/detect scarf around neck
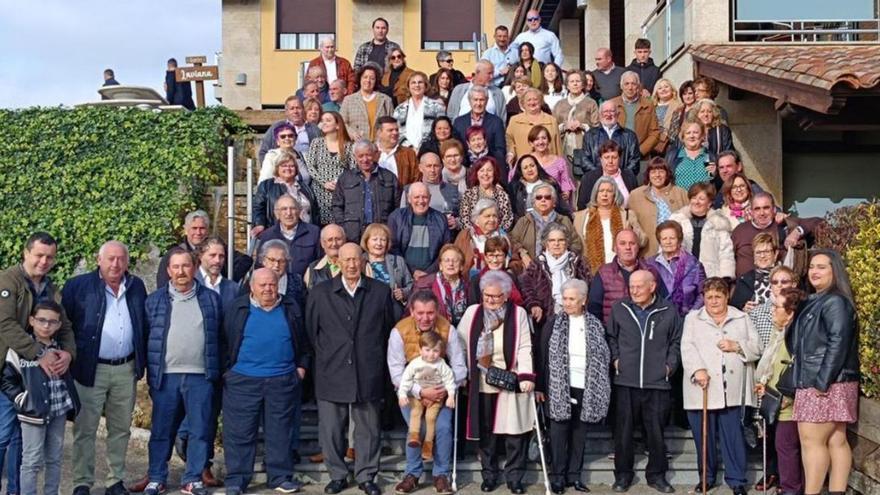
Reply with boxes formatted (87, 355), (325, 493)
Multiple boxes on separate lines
(543, 250), (571, 312)
(586, 207), (623, 273)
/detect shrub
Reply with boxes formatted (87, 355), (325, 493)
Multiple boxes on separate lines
(0, 106), (248, 281)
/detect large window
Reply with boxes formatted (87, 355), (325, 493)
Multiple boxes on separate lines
(421, 0), (481, 50)
(277, 0), (335, 50)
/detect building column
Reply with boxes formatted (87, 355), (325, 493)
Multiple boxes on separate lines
(220, 0), (262, 109)
(623, 0), (656, 59)
(583, 0), (610, 69)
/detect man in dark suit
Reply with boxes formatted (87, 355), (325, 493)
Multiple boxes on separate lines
(255, 195), (322, 278)
(452, 85), (508, 182)
(306, 243), (395, 495)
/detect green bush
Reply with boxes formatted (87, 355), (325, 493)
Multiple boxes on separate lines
(0, 106), (248, 281)
(816, 201), (880, 396)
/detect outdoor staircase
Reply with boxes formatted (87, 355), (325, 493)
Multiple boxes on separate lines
(248, 403), (766, 488)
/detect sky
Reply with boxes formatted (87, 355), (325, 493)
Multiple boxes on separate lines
(0, 0), (221, 109)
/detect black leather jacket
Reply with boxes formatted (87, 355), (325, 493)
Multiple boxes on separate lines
(786, 292), (860, 393)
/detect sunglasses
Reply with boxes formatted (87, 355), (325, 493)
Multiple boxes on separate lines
(535, 195), (553, 201)
(278, 134), (295, 139)
(770, 279), (792, 286)
(390, 54), (404, 60)
(527, 16), (540, 21)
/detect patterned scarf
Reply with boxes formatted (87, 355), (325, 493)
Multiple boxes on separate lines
(369, 260), (391, 285)
(586, 207), (623, 274)
(547, 314), (611, 422)
(529, 210), (557, 256)
(729, 200), (751, 223)
(753, 267), (773, 305)
(650, 187), (672, 224)
(477, 306), (506, 371)
(435, 273), (466, 325)
(468, 147), (489, 164)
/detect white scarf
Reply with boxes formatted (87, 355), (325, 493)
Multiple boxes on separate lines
(545, 250), (571, 312)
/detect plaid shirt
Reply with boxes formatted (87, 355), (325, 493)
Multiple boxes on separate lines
(353, 40), (401, 71)
(748, 299), (775, 348)
(47, 375), (74, 419)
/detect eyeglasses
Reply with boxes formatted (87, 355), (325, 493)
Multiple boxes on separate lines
(33, 317), (61, 329)
(485, 252), (505, 259)
(770, 278), (792, 286)
(527, 16), (541, 21)
(534, 195), (553, 201)
(278, 134), (295, 140)
(482, 292), (506, 300)
(755, 249), (776, 256)
(263, 256), (286, 266)
(732, 184), (749, 191)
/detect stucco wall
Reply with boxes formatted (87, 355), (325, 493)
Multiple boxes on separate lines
(583, 0), (609, 69)
(221, 0), (262, 109)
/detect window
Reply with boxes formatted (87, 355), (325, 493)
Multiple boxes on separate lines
(277, 0), (335, 50)
(421, 0), (480, 50)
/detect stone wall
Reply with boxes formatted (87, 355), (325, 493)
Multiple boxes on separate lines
(850, 397), (880, 495)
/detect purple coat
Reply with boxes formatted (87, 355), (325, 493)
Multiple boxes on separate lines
(647, 251), (706, 316)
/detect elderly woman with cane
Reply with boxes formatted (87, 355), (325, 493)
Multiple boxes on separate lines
(457, 271), (536, 494)
(681, 277), (763, 495)
(536, 279), (610, 494)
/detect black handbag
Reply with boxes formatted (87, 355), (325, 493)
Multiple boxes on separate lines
(776, 359), (796, 397)
(485, 366), (519, 392)
(759, 386), (783, 425)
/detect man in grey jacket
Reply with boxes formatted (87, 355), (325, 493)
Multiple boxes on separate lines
(606, 270), (682, 494)
(446, 60), (507, 122)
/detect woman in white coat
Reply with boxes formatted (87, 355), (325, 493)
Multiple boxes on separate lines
(669, 182), (735, 279)
(681, 277), (763, 495)
(458, 270), (535, 494)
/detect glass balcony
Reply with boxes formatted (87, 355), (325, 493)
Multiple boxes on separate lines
(641, 0), (685, 68)
(732, 0), (880, 42)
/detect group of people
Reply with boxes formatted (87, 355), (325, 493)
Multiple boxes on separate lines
(0, 13), (861, 495)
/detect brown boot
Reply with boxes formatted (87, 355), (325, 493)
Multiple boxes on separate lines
(421, 440), (434, 461)
(345, 447), (356, 460)
(407, 432), (421, 448)
(309, 452), (325, 463)
(433, 475), (453, 495)
(394, 474), (419, 495)
(201, 467), (223, 487)
(127, 475), (149, 493)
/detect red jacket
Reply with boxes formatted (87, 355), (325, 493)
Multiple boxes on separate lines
(308, 56), (356, 95)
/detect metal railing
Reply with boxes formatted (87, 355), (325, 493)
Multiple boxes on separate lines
(732, 0), (880, 42)
(641, 0), (685, 68)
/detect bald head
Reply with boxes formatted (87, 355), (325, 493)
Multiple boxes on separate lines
(251, 267), (280, 308)
(596, 48), (613, 71)
(600, 99), (619, 126)
(418, 152), (442, 183)
(407, 181), (431, 215)
(320, 224), (345, 260)
(629, 269), (657, 306)
(338, 242), (364, 284)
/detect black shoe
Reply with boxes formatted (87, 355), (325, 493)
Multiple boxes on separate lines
(358, 481), (381, 495)
(731, 486), (747, 495)
(551, 482), (566, 494)
(106, 482), (130, 495)
(174, 436), (187, 462)
(73, 485), (91, 495)
(507, 481), (526, 494)
(324, 479), (347, 494)
(480, 479), (498, 492)
(569, 481), (590, 492)
(693, 482), (717, 494)
(612, 480), (631, 493)
(648, 479), (675, 493)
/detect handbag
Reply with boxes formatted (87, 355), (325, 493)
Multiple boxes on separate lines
(485, 366), (519, 392)
(759, 385), (783, 425)
(776, 358), (796, 398)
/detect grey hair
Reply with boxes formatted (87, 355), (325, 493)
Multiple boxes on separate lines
(436, 50), (452, 62)
(620, 70), (641, 88)
(353, 139), (378, 154)
(274, 194), (302, 211)
(329, 79), (346, 89)
(260, 239), (290, 261)
(526, 181), (557, 209)
(479, 270), (513, 296)
(470, 198), (498, 224)
(98, 240), (129, 259)
(468, 85), (489, 101)
(318, 35), (335, 47)
(184, 210), (210, 228)
(590, 177), (624, 207)
(561, 279), (588, 300)
(539, 221), (571, 248)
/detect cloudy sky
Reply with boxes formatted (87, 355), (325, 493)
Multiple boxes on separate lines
(0, 1), (221, 109)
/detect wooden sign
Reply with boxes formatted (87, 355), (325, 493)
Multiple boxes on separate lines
(185, 55), (208, 64)
(176, 66), (219, 82)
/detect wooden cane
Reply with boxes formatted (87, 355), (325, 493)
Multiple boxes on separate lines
(701, 386), (708, 495)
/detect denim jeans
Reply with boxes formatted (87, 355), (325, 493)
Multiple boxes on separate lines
(176, 381), (221, 467)
(147, 374), (214, 485)
(19, 416), (65, 495)
(399, 403), (453, 478)
(0, 393), (22, 495)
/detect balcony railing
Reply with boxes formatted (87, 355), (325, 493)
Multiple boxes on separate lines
(641, 0), (685, 68)
(732, 0), (880, 42)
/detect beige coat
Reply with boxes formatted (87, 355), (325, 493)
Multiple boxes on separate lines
(627, 184), (689, 257)
(509, 214), (582, 262)
(458, 304), (535, 435)
(669, 207), (735, 278)
(572, 207), (646, 263)
(681, 307), (763, 411)
(339, 92), (394, 141)
(505, 112), (562, 161)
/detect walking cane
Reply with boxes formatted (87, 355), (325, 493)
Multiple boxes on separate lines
(531, 397), (552, 495)
(452, 388), (459, 492)
(701, 386), (708, 495)
(762, 417), (767, 495)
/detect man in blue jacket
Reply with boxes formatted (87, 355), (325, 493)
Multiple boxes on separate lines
(62, 241), (147, 495)
(143, 248), (222, 495)
(388, 181), (451, 278)
(255, 195), (322, 278)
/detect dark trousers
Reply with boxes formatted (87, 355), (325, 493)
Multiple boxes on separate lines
(775, 420), (804, 494)
(317, 399), (381, 484)
(177, 382), (221, 467)
(686, 406), (748, 488)
(147, 373), (214, 485)
(548, 388), (588, 485)
(614, 386), (670, 484)
(763, 421), (778, 478)
(477, 393), (529, 484)
(222, 371), (299, 490)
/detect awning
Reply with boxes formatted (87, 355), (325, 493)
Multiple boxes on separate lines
(690, 44), (880, 114)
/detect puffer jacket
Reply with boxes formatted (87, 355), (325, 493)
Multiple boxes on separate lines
(1, 346), (81, 425)
(787, 292), (860, 393)
(145, 285), (223, 389)
(668, 207), (735, 279)
(332, 165), (401, 242)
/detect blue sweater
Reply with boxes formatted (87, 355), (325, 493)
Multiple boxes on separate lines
(232, 304), (295, 377)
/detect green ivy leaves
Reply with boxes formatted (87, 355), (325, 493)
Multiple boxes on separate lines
(0, 106), (248, 282)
